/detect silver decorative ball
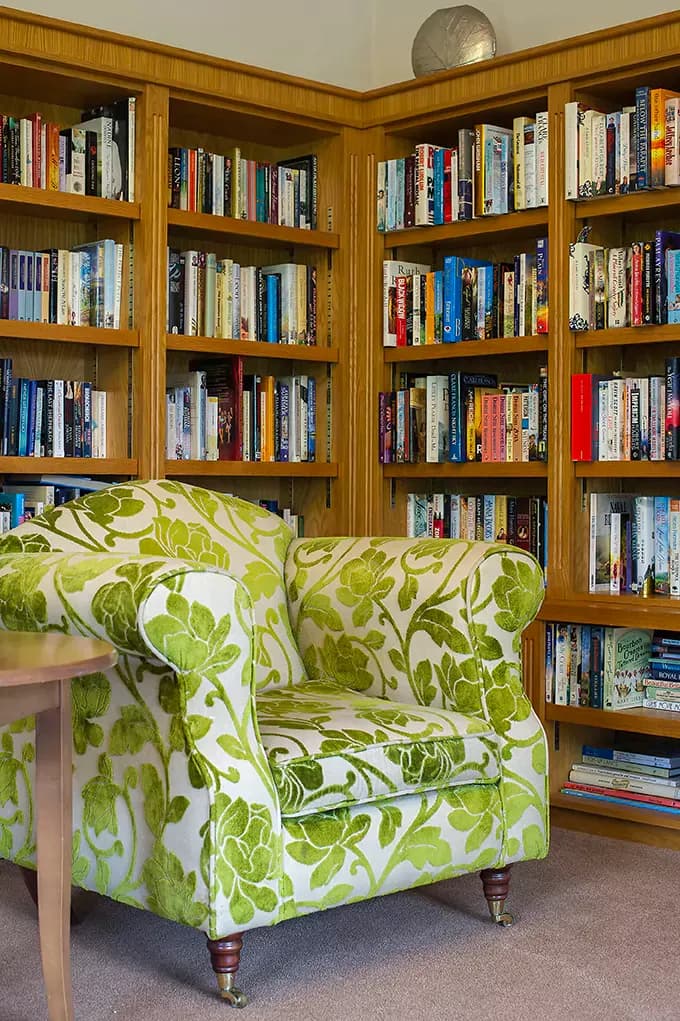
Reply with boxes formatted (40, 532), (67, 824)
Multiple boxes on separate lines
(411, 6), (497, 77)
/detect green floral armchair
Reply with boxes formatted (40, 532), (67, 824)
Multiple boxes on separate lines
(0, 480), (548, 1005)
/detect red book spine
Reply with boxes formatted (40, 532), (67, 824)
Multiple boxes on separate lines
(563, 781), (680, 808)
(395, 275), (408, 346)
(571, 373), (594, 461)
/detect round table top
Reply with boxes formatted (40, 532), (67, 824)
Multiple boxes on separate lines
(0, 632), (117, 686)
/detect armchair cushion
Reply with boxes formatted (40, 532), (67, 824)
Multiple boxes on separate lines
(257, 681), (499, 817)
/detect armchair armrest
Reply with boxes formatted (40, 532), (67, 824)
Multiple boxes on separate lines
(0, 551), (281, 934)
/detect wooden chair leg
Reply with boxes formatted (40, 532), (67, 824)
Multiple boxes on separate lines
(480, 865), (514, 926)
(19, 865), (84, 927)
(206, 933), (247, 1007)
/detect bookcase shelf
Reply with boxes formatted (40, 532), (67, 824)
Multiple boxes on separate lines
(382, 209), (549, 250)
(0, 322), (139, 347)
(167, 208), (339, 250)
(574, 462), (680, 478)
(546, 702), (680, 740)
(166, 334), (339, 362)
(540, 594), (680, 631)
(574, 325), (680, 348)
(0, 183), (141, 222)
(550, 791), (680, 831)
(574, 187), (680, 221)
(383, 462), (548, 479)
(384, 336), (548, 362)
(0, 457), (137, 475)
(164, 461), (338, 478)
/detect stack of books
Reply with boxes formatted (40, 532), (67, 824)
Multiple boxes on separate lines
(379, 368), (548, 465)
(565, 89), (680, 199)
(377, 113), (549, 230)
(167, 250), (316, 344)
(0, 98), (135, 200)
(568, 233), (680, 330)
(545, 624), (651, 708)
(383, 241), (548, 346)
(561, 737), (680, 816)
(588, 492), (680, 596)
(644, 631), (680, 711)
(168, 147), (317, 229)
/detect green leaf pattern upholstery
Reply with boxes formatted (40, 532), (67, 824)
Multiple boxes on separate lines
(0, 481), (547, 944)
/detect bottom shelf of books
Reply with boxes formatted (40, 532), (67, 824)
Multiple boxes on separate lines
(541, 618), (680, 833)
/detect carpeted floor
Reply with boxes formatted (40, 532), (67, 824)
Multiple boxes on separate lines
(1, 826), (677, 1021)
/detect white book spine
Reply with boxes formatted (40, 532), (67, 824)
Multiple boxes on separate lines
(565, 102), (580, 199)
(127, 97), (136, 203)
(535, 111), (549, 206)
(426, 375), (439, 462)
(166, 395), (176, 460)
(607, 247), (629, 328)
(609, 512), (621, 594)
(113, 243), (123, 330)
(591, 112), (607, 195)
(53, 379), (65, 458)
(670, 500), (680, 595)
(666, 98), (680, 186)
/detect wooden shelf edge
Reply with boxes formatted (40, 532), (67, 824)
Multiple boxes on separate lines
(574, 461), (680, 477)
(551, 791), (680, 831)
(545, 701), (680, 738)
(164, 460), (338, 478)
(539, 593), (680, 629)
(574, 187), (680, 220)
(167, 208), (339, 249)
(575, 324), (680, 348)
(166, 334), (339, 362)
(0, 458), (137, 475)
(384, 336), (549, 361)
(0, 183), (140, 221)
(0, 322), (139, 347)
(384, 461), (548, 478)
(382, 208), (549, 248)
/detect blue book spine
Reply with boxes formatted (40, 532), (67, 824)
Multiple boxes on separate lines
(395, 158), (405, 229)
(17, 377), (29, 457)
(279, 382), (289, 461)
(561, 788), (680, 815)
(307, 375), (316, 461)
(654, 231), (680, 323)
(636, 86), (650, 189)
(1, 491), (24, 527)
(83, 381), (92, 458)
(26, 378), (37, 458)
(433, 270), (444, 342)
(536, 237), (549, 333)
(256, 165), (266, 222)
(442, 256), (460, 342)
(266, 274), (279, 343)
(433, 147), (444, 225)
(580, 624), (591, 706)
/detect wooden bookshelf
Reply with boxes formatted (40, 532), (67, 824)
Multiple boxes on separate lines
(166, 335), (339, 362)
(384, 336), (549, 362)
(167, 208), (339, 250)
(4, 5), (680, 845)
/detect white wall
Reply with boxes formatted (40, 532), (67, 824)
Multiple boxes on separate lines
(368, 1), (680, 88)
(6, 0), (373, 90)
(7, 0), (680, 89)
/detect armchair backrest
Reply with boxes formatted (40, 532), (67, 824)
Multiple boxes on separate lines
(0, 479), (306, 690)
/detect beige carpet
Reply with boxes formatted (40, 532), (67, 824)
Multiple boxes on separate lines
(1, 826), (677, 1021)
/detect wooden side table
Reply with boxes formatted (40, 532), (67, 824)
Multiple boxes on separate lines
(0, 632), (117, 1021)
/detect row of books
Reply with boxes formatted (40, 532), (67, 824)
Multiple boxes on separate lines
(545, 623), (652, 709)
(565, 89), (680, 200)
(255, 499), (304, 538)
(0, 98), (135, 201)
(376, 115), (548, 230)
(166, 360), (316, 463)
(166, 251), (317, 344)
(589, 492), (680, 596)
(568, 231), (680, 330)
(379, 369), (548, 465)
(383, 242), (548, 347)
(0, 241), (125, 329)
(0, 360), (107, 458)
(167, 147), (317, 229)
(571, 362), (680, 463)
(0, 477), (107, 529)
(561, 737), (680, 816)
(407, 492), (547, 572)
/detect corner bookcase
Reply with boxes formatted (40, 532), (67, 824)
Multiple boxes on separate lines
(5, 5), (680, 847)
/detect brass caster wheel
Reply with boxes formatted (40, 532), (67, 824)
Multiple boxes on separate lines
(220, 988), (248, 1008)
(494, 910), (514, 927)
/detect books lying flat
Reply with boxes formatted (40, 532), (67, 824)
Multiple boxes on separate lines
(569, 762), (680, 797)
(560, 787), (680, 815)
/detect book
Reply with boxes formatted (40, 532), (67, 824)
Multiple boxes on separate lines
(602, 627), (652, 710)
